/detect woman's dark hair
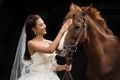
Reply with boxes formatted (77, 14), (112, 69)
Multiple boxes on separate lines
(24, 14), (40, 60)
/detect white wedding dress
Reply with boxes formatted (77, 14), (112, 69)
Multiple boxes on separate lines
(18, 52), (60, 80)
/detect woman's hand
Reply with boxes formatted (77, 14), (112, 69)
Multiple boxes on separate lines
(64, 64), (72, 71)
(60, 19), (72, 33)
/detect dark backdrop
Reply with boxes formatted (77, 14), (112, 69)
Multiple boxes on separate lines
(0, 0), (120, 80)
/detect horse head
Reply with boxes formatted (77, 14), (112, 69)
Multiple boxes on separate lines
(57, 3), (120, 80)
(56, 3), (91, 57)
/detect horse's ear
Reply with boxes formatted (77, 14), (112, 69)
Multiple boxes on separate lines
(88, 4), (93, 11)
(70, 3), (81, 11)
(85, 4), (93, 13)
(82, 4), (93, 16)
(70, 3), (75, 10)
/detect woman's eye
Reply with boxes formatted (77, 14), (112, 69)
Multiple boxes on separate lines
(40, 23), (44, 26)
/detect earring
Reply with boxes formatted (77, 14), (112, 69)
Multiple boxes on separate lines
(34, 31), (36, 34)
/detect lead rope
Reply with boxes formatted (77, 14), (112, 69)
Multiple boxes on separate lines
(62, 51), (74, 80)
(61, 28), (85, 80)
(62, 17), (88, 80)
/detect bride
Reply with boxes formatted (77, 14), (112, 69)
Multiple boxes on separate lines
(10, 14), (72, 80)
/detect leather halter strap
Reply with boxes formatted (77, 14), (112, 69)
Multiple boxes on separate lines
(74, 17), (87, 46)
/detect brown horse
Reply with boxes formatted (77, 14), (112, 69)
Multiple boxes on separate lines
(57, 3), (120, 80)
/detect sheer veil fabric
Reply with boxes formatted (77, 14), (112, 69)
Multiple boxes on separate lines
(10, 25), (31, 80)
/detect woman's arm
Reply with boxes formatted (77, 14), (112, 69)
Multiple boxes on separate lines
(45, 19), (72, 53)
(56, 64), (72, 71)
(28, 19), (72, 54)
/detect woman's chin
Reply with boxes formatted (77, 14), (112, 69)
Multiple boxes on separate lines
(43, 32), (47, 35)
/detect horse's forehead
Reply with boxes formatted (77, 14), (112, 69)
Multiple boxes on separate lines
(72, 10), (86, 20)
(73, 10), (82, 15)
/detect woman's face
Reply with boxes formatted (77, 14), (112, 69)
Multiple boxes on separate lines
(34, 18), (47, 36)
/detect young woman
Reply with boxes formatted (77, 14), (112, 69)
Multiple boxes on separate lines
(10, 14), (72, 80)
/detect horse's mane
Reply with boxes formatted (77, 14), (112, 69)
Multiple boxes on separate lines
(81, 6), (113, 35)
(64, 5), (113, 35)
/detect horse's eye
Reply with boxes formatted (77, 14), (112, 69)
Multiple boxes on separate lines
(75, 26), (80, 29)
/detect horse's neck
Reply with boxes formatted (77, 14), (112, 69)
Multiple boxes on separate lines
(86, 16), (106, 66)
(87, 16), (115, 41)
(85, 16), (118, 74)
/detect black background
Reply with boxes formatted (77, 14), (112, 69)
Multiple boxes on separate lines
(0, 0), (120, 80)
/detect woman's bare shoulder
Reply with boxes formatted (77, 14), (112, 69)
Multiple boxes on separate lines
(27, 40), (35, 48)
(44, 39), (53, 44)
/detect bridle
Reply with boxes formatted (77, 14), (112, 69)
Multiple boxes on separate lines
(56, 9), (89, 80)
(65, 15), (88, 54)
(59, 14), (88, 80)
(56, 13), (88, 57)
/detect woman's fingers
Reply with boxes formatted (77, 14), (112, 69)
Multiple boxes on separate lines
(64, 64), (72, 71)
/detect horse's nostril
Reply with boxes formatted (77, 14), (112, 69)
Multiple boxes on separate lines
(63, 46), (65, 49)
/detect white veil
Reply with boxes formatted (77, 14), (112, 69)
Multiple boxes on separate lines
(10, 25), (31, 80)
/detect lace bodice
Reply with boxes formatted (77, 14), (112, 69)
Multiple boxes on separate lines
(31, 52), (56, 64)
(29, 52), (57, 73)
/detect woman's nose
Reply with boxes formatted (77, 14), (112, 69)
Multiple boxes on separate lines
(43, 24), (46, 28)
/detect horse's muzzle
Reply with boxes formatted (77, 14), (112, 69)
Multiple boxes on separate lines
(55, 49), (67, 57)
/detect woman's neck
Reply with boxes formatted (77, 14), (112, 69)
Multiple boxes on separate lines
(34, 35), (44, 41)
